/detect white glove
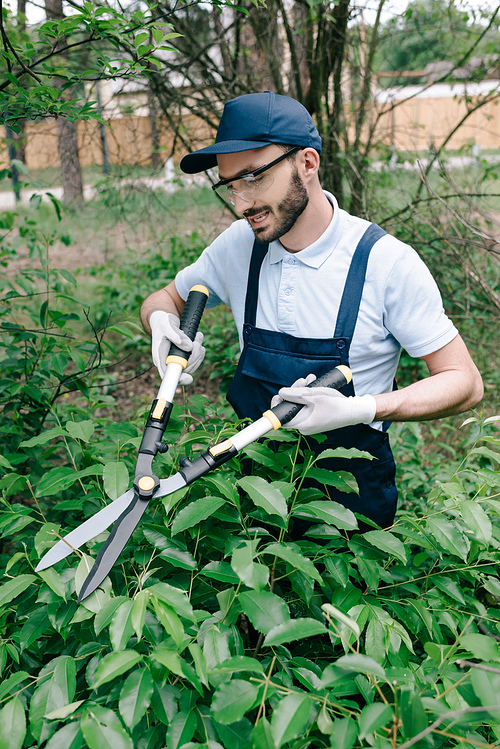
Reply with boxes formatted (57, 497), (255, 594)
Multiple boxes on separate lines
(273, 375), (377, 436)
(149, 310), (205, 384)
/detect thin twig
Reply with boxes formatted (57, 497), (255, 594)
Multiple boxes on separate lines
(397, 705), (500, 749)
(456, 659), (500, 674)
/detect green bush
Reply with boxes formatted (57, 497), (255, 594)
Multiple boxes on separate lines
(2, 172), (500, 749)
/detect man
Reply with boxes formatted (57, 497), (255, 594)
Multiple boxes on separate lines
(140, 91), (483, 530)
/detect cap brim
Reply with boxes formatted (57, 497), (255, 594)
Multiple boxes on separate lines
(180, 140), (274, 174)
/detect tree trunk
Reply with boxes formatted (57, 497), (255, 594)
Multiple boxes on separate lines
(44, 0), (84, 206)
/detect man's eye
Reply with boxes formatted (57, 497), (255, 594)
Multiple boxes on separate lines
(242, 176), (261, 186)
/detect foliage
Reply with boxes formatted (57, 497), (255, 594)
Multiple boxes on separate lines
(1, 349), (500, 747)
(1, 177), (500, 748)
(376, 0), (499, 79)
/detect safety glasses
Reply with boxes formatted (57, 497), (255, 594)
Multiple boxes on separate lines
(212, 146), (301, 204)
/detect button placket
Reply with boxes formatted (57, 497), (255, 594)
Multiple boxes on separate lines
(277, 257), (297, 332)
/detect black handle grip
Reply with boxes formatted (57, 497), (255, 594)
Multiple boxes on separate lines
(269, 365), (352, 427)
(169, 285), (209, 360)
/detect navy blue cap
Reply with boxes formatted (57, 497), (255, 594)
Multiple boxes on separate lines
(180, 91), (322, 174)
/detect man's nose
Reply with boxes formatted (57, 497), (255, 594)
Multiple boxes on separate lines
(233, 192), (253, 214)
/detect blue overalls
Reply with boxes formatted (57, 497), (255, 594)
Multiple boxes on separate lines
(226, 223), (398, 530)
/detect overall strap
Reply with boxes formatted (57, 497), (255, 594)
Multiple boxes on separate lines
(244, 240), (269, 326)
(334, 223), (386, 339)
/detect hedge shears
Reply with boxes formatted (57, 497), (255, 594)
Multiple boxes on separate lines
(36, 287), (352, 601)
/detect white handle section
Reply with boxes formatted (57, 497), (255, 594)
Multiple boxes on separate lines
(157, 362), (183, 403)
(230, 416), (273, 452)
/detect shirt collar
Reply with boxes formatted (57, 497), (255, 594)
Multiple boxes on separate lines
(268, 191), (344, 268)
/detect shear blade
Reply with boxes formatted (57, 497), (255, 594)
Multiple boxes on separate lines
(77, 472), (187, 602)
(35, 488), (136, 571)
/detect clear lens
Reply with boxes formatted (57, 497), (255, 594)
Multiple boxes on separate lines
(214, 173), (275, 204)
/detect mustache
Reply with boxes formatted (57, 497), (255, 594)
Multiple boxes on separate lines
(243, 206), (272, 219)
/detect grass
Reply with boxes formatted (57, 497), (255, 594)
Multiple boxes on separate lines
(6, 182), (232, 273)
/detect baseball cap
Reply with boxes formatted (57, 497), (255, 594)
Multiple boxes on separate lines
(180, 91), (322, 174)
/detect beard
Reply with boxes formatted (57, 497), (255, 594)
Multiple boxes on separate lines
(244, 167), (309, 243)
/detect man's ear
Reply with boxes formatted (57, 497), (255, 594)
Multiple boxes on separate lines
(298, 147), (320, 183)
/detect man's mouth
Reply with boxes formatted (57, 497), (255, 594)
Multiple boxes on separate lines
(245, 209), (270, 226)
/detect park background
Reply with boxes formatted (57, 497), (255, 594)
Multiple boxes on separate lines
(1, 1), (500, 748)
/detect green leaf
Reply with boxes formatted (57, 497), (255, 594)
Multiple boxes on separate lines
(460, 633), (500, 662)
(293, 501), (358, 530)
(103, 462), (129, 501)
(363, 530), (407, 563)
(110, 599), (135, 651)
(20, 427), (67, 448)
(45, 723), (82, 749)
(52, 656), (76, 706)
(251, 716), (275, 749)
(81, 705), (133, 749)
(210, 656), (265, 675)
(460, 500), (492, 545)
(94, 596), (129, 636)
(335, 654), (386, 679)
(152, 647), (184, 677)
(200, 561), (240, 584)
(264, 542), (322, 582)
(29, 658), (75, 742)
(0, 698), (26, 749)
(211, 680), (259, 724)
(131, 590), (149, 641)
(321, 603), (361, 639)
(152, 598), (184, 648)
(331, 717), (358, 748)
(36, 465), (103, 498)
(317, 447), (374, 461)
(37, 567), (67, 600)
(0, 455), (13, 471)
(187, 642), (209, 687)
(358, 702), (392, 739)
(45, 700), (85, 720)
(0, 575), (35, 608)
(231, 541), (269, 590)
(75, 554), (112, 613)
(203, 626), (230, 671)
(215, 718), (253, 749)
(65, 419), (95, 442)
(426, 516), (470, 561)
(364, 618), (387, 662)
(171, 495), (225, 535)
(159, 543), (197, 570)
(19, 606), (50, 651)
(92, 651), (143, 690)
(271, 693), (310, 747)
(264, 617), (327, 647)
(146, 582), (195, 621)
(0, 673), (30, 702)
(304, 467), (359, 494)
(237, 476), (288, 519)
(239, 590), (290, 634)
(470, 668), (500, 722)
(400, 690), (428, 739)
(119, 668), (154, 730)
(166, 709), (197, 749)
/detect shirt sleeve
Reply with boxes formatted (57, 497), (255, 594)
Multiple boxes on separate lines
(383, 244), (458, 357)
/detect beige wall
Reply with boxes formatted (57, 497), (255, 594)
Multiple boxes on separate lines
(1, 114), (212, 171)
(374, 89), (500, 152)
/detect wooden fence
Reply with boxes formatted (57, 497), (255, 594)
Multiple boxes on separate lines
(2, 83), (499, 172)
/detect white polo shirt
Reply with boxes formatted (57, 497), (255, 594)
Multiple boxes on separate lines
(175, 192), (458, 398)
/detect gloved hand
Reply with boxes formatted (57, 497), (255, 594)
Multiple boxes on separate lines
(149, 310), (205, 384)
(272, 375), (377, 436)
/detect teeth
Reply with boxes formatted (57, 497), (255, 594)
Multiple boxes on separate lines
(252, 212), (268, 223)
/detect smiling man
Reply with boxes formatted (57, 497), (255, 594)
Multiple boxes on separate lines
(140, 91), (483, 531)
